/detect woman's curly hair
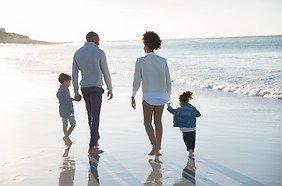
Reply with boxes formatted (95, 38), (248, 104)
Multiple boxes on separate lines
(142, 31), (162, 50)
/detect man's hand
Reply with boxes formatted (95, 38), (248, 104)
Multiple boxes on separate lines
(131, 97), (136, 109)
(107, 92), (113, 100)
(74, 95), (82, 101)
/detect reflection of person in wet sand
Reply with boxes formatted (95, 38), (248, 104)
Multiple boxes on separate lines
(88, 154), (100, 186)
(59, 149), (76, 186)
(144, 158), (163, 186)
(182, 158), (196, 184)
(174, 158), (196, 186)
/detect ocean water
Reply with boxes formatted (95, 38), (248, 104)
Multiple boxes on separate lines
(1, 35), (281, 99)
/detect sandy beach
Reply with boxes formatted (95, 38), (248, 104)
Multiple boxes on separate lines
(1, 49), (282, 186)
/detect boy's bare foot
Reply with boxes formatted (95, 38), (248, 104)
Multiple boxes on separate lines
(88, 146), (104, 154)
(62, 136), (68, 146)
(63, 136), (72, 146)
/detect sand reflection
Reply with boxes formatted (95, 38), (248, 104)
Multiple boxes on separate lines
(59, 149), (76, 186)
(144, 157), (163, 186)
(88, 154), (100, 186)
(174, 158), (196, 186)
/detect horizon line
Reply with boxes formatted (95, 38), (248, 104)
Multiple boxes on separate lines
(55, 34), (282, 43)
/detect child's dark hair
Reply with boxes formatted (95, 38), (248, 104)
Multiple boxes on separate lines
(142, 31), (162, 50)
(58, 73), (71, 84)
(179, 90), (194, 104)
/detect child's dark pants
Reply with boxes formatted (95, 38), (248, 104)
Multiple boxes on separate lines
(182, 131), (196, 151)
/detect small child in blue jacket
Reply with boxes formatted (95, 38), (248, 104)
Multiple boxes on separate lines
(167, 90), (201, 158)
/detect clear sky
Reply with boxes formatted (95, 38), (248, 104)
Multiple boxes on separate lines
(1, 0), (282, 42)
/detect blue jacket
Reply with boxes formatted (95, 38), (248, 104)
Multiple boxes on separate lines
(56, 85), (74, 118)
(167, 103), (201, 128)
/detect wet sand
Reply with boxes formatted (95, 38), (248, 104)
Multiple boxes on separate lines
(0, 58), (282, 186)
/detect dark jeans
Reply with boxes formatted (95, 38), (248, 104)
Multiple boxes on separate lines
(183, 131), (196, 151)
(81, 87), (104, 147)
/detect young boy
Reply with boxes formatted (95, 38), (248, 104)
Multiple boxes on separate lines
(167, 90), (201, 158)
(56, 73), (77, 147)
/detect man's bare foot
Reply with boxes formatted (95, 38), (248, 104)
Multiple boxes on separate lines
(88, 146), (104, 154)
(95, 142), (99, 148)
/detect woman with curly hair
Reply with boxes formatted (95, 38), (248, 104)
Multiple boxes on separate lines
(131, 31), (171, 156)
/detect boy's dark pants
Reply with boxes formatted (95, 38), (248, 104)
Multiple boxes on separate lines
(81, 87), (104, 147)
(182, 131), (196, 151)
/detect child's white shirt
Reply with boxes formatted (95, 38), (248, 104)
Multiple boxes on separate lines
(180, 127), (196, 132)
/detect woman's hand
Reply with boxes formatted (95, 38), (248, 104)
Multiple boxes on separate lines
(131, 96), (136, 109)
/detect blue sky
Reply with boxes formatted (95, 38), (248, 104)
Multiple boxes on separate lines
(1, 0), (282, 42)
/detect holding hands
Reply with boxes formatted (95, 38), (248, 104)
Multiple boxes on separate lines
(74, 95), (82, 101)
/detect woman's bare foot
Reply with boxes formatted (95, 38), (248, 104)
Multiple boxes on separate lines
(148, 146), (159, 156)
(88, 146), (104, 154)
(155, 152), (162, 157)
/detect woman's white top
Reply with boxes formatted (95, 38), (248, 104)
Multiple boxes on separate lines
(132, 52), (171, 106)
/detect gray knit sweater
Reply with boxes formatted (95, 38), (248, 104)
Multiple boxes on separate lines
(72, 42), (113, 96)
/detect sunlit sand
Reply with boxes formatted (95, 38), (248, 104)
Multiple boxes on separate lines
(0, 46), (282, 186)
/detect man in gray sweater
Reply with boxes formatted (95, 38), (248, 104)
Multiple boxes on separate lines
(72, 31), (113, 154)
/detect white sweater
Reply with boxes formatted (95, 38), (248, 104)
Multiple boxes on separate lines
(132, 53), (171, 97)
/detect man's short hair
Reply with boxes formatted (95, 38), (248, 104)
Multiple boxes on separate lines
(86, 31), (99, 42)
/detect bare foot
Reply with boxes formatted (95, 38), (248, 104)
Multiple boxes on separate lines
(62, 136), (68, 145)
(148, 146), (159, 156)
(63, 136), (72, 147)
(155, 152), (162, 157)
(95, 142), (99, 148)
(88, 147), (104, 154)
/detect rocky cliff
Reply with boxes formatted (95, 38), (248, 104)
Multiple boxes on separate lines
(0, 30), (47, 43)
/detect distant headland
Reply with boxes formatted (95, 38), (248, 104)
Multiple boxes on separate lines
(0, 28), (48, 44)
